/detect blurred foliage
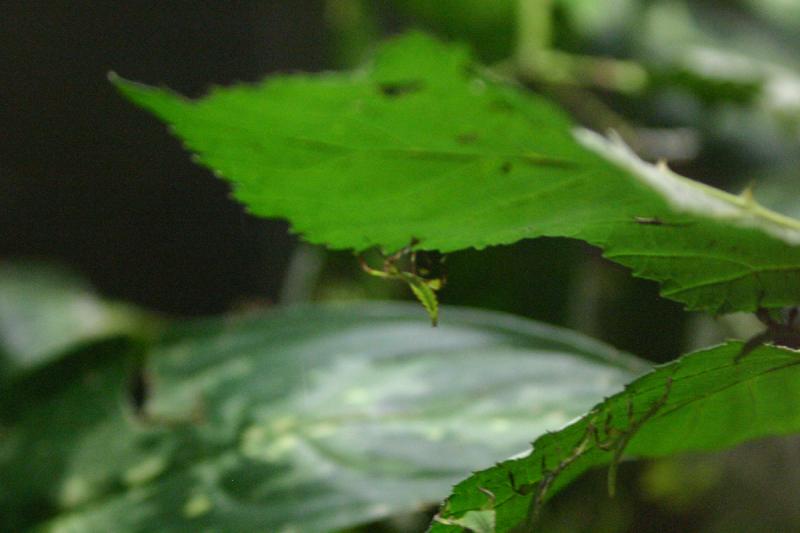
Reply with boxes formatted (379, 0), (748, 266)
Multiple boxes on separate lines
(0, 266), (640, 532)
(0, 262), (148, 382)
(5, 1), (800, 532)
(390, 0), (516, 61)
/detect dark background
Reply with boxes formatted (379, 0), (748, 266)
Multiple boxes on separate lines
(1, 2), (331, 315)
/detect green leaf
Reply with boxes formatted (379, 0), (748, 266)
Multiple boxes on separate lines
(390, 0), (516, 61)
(402, 271), (441, 326)
(637, 1), (800, 115)
(437, 509), (496, 533)
(110, 33), (800, 314)
(429, 342), (800, 533)
(0, 339), (158, 531)
(0, 262), (145, 380)
(2, 303), (642, 532)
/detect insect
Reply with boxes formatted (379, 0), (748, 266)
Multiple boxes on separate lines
(736, 307), (800, 362)
(358, 238), (446, 326)
(508, 376), (673, 530)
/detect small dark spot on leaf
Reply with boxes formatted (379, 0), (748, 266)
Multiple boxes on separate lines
(501, 161), (513, 174)
(378, 80), (424, 98)
(489, 98), (515, 113)
(456, 132), (479, 144)
(633, 216), (693, 227)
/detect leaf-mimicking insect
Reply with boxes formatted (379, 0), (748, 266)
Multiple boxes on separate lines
(358, 238), (446, 326)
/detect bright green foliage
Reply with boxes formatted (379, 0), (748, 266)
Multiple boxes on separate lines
(1, 303), (640, 532)
(112, 33), (800, 314)
(0, 262), (144, 381)
(430, 342), (800, 533)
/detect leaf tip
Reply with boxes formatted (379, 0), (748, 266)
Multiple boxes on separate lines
(107, 71), (139, 92)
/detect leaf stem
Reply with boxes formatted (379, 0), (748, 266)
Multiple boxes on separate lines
(515, 0), (553, 69)
(514, 0), (646, 94)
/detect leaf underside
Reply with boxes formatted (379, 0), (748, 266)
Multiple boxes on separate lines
(111, 33), (800, 314)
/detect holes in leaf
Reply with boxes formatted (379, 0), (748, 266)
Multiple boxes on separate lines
(378, 80), (424, 98)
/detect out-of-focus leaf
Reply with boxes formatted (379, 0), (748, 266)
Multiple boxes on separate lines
(755, 174), (800, 221)
(112, 33), (800, 314)
(0, 339), (162, 532)
(555, 0), (638, 41)
(639, 1), (800, 118)
(4, 303), (642, 532)
(430, 342), (800, 533)
(746, 0), (800, 28)
(0, 262), (144, 380)
(390, 0), (515, 61)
